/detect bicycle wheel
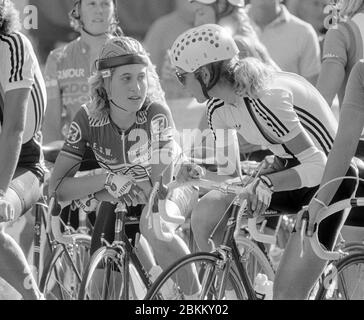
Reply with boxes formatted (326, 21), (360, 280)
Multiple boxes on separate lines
(234, 234), (275, 282)
(315, 252), (364, 300)
(310, 242), (364, 300)
(145, 252), (248, 300)
(39, 234), (91, 300)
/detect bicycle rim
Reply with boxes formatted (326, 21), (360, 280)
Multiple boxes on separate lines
(145, 252), (247, 300)
(316, 253), (364, 300)
(234, 234), (275, 282)
(40, 235), (91, 300)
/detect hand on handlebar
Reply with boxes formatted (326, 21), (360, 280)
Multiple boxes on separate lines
(175, 162), (205, 183)
(245, 176), (273, 218)
(104, 172), (147, 207)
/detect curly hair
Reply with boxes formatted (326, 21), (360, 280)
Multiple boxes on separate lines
(339, 0), (364, 17)
(88, 36), (166, 117)
(0, 0), (21, 35)
(218, 56), (274, 99)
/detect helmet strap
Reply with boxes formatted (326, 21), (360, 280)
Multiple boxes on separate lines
(195, 73), (211, 100)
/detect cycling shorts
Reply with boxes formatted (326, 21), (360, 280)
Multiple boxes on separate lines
(7, 167), (42, 218)
(288, 165), (357, 250)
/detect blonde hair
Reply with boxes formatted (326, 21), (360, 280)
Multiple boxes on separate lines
(219, 57), (273, 99)
(88, 36), (166, 117)
(339, 0), (364, 17)
(0, 0), (21, 35)
(233, 34), (281, 71)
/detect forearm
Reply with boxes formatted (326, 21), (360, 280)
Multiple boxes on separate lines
(265, 168), (301, 192)
(51, 173), (108, 202)
(0, 131), (23, 191)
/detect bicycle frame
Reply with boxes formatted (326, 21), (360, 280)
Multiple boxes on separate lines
(99, 205), (153, 300)
(205, 196), (285, 300)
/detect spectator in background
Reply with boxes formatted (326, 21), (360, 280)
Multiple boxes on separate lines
(144, 0), (195, 99)
(285, 0), (329, 40)
(247, 0), (321, 85)
(42, 0), (122, 144)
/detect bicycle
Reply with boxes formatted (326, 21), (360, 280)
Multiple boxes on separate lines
(144, 175), (283, 300)
(77, 200), (156, 300)
(33, 145), (92, 300)
(301, 195), (364, 300)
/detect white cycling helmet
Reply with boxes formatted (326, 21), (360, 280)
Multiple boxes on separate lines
(189, 0), (245, 7)
(171, 24), (239, 73)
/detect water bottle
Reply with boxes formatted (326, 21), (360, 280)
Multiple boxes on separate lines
(254, 273), (273, 300)
(269, 245), (284, 272)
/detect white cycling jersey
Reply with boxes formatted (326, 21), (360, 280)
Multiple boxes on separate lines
(0, 32), (46, 142)
(0, 31), (47, 177)
(207, 71), (338, 187)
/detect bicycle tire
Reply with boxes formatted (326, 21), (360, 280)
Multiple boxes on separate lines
(234, 234), (275, 282)
(316, 252), (364, 300)
(39, 234), (91, 300)
(78, 247), (125, 300)
(145, 252), (248, 300)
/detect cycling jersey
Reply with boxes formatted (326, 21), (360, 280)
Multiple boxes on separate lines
(44, 37), (93, 137)
(0, 31), (46, 179)
(207, 71), (337, 186)
(322, 13), (364, 105)
(61, 101), (178, 182)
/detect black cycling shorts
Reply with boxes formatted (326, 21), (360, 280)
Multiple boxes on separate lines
(271, 165), (357, 250)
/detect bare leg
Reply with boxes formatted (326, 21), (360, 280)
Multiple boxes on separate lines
(273, 231), (327, 300)
(191, 190), (234, 252)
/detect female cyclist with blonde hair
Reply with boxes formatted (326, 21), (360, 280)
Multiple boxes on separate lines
(171, 23), (357, 299)
(49, 36), (200, 299)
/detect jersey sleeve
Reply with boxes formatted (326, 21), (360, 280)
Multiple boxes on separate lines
(298, 25), (321, 78)
(342, 60), (364, 113)
(207, 98), (240, 176)
(147, 102), (177, 151)
(61, 105), (90, 160)
(322, 25), (348, 67)
(2, 33), (36, 92)
(257, 89), (302, 143)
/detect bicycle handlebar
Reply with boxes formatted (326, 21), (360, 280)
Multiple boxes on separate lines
(307, 197), (364, 261)
(48, 196), (75, 245)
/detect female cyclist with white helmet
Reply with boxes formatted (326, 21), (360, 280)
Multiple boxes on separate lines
(49, 36), (200, 299)
(190, 0), (280, 161)
(170, 23), (357, 299)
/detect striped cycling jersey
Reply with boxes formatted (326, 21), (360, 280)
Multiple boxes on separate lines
(61, 101), (178, 182)
(207, 71), (338, 182)
(0, 31), (47, 179)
